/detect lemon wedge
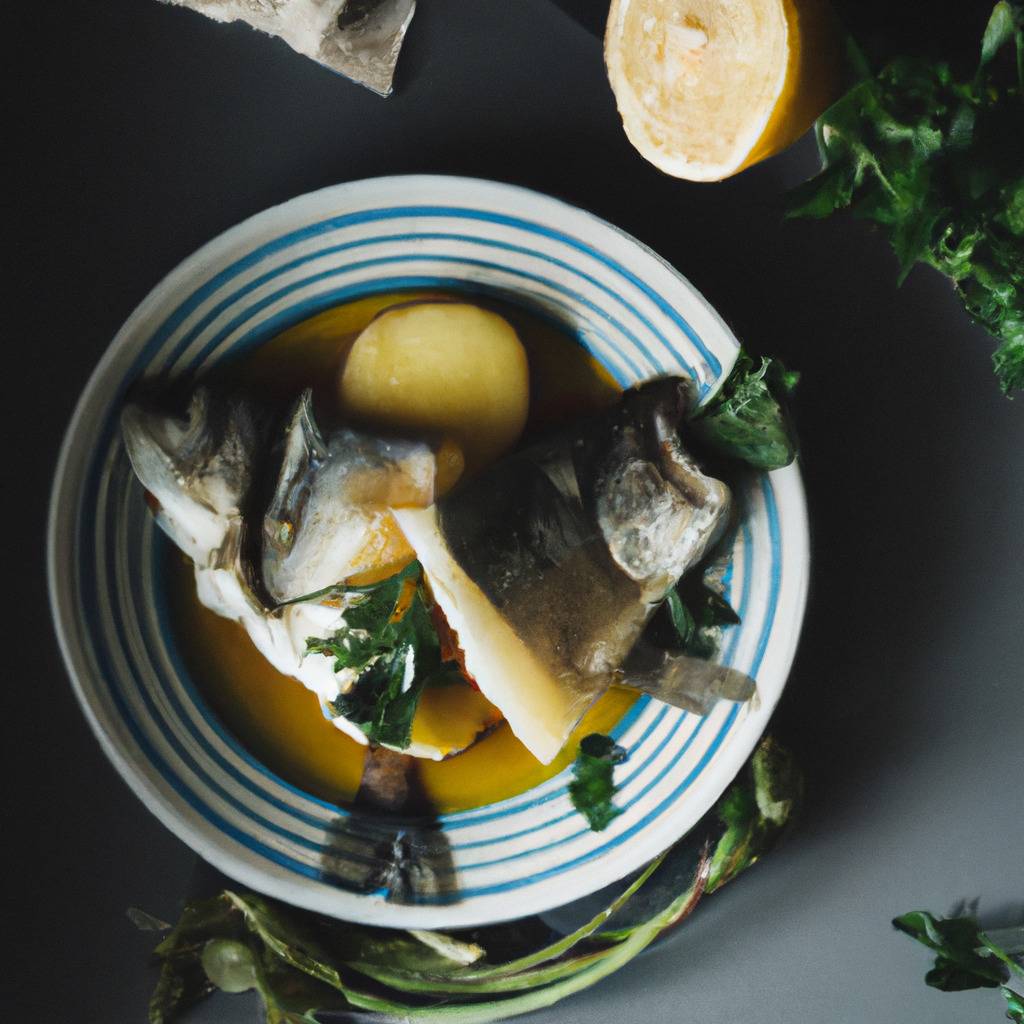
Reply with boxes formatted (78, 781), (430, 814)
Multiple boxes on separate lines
(605, 0), (839, 181)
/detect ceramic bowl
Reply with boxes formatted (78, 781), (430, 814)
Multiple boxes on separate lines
(48, 175), (809, 928)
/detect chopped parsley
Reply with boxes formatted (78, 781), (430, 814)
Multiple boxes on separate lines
(305, 561), (450, 750)
(569, 733), (628, 832)
(690, 349), (800, 470)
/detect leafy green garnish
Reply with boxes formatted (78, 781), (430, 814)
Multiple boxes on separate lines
(664, 584), (740, 660)
(144, 736), (799, 1023)
(894, 910), (1024, 1021)
(788, 2), (1024, 395)
(568, 733), (628, 832)
(144, 895), (242, 1023)
(305, 561), (447, 750)
(707, 735), (801, 893)
(690, 349), (800, 470)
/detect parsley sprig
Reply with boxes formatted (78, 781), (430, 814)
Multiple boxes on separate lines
(789, 2), (1024, 395)
(894, 910), (1024, 1021)
(690, 350), (801, 470)
(569, 734), (628, 831)
(305, 561), (451, 750)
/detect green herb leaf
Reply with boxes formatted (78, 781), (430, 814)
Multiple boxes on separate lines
(664, 589), (697, 648)
(664, 583), (740, 661)
(981, 2), (1019, 67)
(569, 733), (628, 832)
(690, 350), (800, 469)
(705, 735), (802, 894)
(148, 895), (241, 1023)
(788, 2), (1024, 395)
(306, 561), (446, 749)
(1003, 985), (1024, 1023)
(144, 737), (801, 1024)
(893, 908), (1024, 1020)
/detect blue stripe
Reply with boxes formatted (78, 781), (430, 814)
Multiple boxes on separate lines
(132, 205), (722, 382)
(160, 230), (705, 387)
(70, 195), (783, 899)
(186, 254), (665, 380)
(83, 451), (781, 897)
(182, 272), (646, 386)
(451, 710), (696, 855)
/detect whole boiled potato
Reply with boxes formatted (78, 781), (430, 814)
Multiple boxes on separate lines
(338, 302), (529, 471)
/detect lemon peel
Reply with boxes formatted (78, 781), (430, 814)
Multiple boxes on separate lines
(606, 0), (840, 180)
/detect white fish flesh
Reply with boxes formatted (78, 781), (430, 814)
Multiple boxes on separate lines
(395, 377), (733, 764)
(262, 391), (434, 605)
(121, 385), (447, 757)
(123, 375), (747, 769)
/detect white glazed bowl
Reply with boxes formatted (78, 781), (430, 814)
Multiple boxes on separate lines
(48, 175), (809, 929)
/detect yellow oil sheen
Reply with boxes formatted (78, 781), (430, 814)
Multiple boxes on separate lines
(171, 292), (631, 811)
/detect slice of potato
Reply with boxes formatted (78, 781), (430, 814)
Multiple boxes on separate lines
(338, 302), (529, 471)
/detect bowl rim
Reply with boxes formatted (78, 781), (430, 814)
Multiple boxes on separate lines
(48, 174), (810, 927)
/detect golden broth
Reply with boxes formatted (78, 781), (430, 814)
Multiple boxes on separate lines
(169, 292), (636, 812)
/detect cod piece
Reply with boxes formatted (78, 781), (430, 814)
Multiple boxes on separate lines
(396, 377), (732, 764)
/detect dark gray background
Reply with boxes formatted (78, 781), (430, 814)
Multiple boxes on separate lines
(10, 1), (1022, 1021)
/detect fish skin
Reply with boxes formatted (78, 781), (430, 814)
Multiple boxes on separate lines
(437, 376), (732, 682)
(120, 384), (463, 760)
(120, 386), (264, 564)
(261, 390), (435, 605)
(121, 384), (358, 720)
(422, 377), (737, 758)
(590, 377), (732, 601)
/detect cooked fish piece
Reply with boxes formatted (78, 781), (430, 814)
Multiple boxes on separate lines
(161, 0), (416, 96)
(262, 390), (434, 605)
(121, 384), (465, 759)
(121, 386), (357, 716)
(395, 377), (733, 764)
(121, 387), (263, 564)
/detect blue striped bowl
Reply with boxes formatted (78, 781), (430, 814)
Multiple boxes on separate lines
(48, 176), (809, 928)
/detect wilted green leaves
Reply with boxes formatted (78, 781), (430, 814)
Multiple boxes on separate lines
(143, 737), (801, 1024)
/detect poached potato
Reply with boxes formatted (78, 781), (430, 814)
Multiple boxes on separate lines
(338, 302), (529, 471)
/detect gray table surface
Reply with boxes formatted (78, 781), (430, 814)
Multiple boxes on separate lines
(10, 1), (1022, 1021)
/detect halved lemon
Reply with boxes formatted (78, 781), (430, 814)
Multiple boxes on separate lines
(605, 0), (840, 181)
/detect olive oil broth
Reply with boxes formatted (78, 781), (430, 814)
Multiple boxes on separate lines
(168, 291), (637, 812)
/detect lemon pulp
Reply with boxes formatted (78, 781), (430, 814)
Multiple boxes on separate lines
(605, 0), (839, 181)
